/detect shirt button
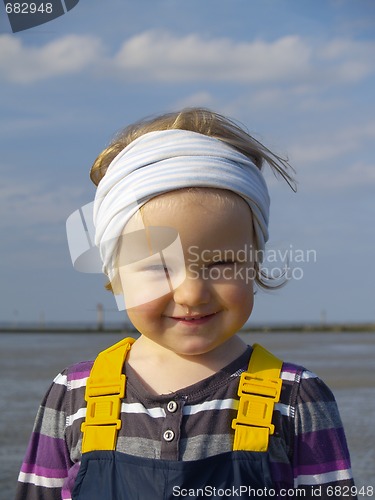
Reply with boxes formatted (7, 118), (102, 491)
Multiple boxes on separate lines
(163, 429), (175, 442)
(167, 401), (178, 413)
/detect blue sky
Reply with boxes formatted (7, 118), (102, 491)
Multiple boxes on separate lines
(0, 0), (374, 326)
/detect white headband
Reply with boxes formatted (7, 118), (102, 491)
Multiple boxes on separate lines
(93, 129), (270, 278)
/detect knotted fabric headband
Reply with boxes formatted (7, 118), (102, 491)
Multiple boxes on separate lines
(93, 129), (270, 279)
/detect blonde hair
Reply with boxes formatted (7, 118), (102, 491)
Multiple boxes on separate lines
(90, 107), (296, 292)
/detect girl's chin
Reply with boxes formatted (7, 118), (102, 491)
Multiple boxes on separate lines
(160, 335), (235, 358)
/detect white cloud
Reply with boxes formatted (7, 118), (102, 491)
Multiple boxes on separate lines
(290, 121), (375, 165)
(332, 162), (375, 190)
(0, 175), (86, 234)
(173, 91), (215, 109)
(113, 32), (312, 83)
(300, 161), (375, 192)
(102, 31), (375, 86)
(0, 34), (104, 84)
(1, 31), (374, 87)
(317, 39), (375, 83)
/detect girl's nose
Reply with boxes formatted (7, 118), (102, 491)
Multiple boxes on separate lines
(172, 269), (211, 307)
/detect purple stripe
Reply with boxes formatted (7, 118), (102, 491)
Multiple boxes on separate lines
(281, 362), (304, 376)
(69, 369), (91, 381)
(23, 433), (70, 470)
(68, 361), (93, 379)
(296, 459), (351, 476)
(21, 462), (67, 479)
(296, 428), (351, 468)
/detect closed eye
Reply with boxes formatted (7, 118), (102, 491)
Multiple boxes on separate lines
(142, 265), (169, 273)
(208, 260), (235, 267)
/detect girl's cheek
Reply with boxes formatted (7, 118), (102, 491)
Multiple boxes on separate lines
(215, 278), (254, 299)
(127, 296), (168, 318)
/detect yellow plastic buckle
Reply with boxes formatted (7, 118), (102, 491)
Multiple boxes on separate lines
(231, 372), (282, 434)
(238, 372), (282, 400)
(232, 394), (276, 433)
(86, 373), (126, 398)
(84, 394), (122, 428)
(82, 374), (125, 432)
(80, 338), (135, 453)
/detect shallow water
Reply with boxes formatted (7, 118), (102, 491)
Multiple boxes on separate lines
(1, 331), (374, 498)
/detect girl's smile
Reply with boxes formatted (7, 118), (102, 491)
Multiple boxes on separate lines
(166, 312), (220, 325)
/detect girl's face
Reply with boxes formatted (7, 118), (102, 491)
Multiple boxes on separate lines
(118, 190), (255, 357)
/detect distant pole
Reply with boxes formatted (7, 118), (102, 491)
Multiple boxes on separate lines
(40, 311), (45, 330)
(320, 309), (327, 325)
(13, 309), (19, 329)
(97, 303), (104, 331)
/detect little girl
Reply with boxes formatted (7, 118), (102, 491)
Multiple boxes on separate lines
(16, 109), (356, 499)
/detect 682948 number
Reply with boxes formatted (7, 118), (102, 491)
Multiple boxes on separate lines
(5, 3), (53, 14)
(326, 485), (373, 497)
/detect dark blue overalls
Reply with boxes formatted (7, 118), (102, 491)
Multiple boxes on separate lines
(72, 338), (282, 500)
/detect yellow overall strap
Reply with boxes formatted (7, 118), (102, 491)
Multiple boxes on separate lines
(232, 343), (282, 452)
(81, 337), (135, 453)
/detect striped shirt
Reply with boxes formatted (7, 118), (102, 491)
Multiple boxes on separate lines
(16, 345), (356, 499)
